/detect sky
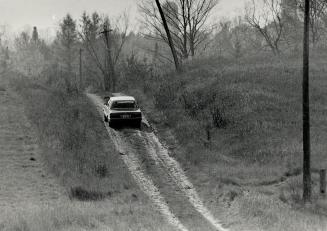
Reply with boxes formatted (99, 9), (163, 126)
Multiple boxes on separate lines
(0, 0), (247, 35)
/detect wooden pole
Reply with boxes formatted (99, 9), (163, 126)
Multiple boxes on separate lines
(100, 25), (115, 92)
(302, 0), (311, 204)
(320, 169), (326, 196)
(155, 0), (182, 73)
(79, 48), (83, 91)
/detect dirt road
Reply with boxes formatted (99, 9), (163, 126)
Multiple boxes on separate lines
(88, 93), (229, 231)
(0, 84), (65, 219)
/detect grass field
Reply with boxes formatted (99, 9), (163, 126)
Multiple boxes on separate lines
(1, 76), (173, 231)
(124, 54), (327, 230)
(4, 52), (327, 230)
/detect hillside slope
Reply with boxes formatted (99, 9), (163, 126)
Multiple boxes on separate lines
(0, 79), (66, 222)
(0, 74), (175, 231)
(125, 55), (327, 231)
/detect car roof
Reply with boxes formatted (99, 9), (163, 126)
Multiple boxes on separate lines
(110, 96), (135, 101)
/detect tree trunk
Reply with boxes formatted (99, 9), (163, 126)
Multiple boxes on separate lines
(155, 0), (182, 72)
(189, 34), (195, 57)
(190, 43), (195, 57)
(183, 25), (188, 59)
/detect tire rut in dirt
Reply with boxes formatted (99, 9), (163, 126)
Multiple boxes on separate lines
(88, 94), (228, 231)
(118, 129), (218, 231)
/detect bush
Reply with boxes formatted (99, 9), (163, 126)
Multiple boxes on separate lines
(69, 186), (108, 201)
(153, 77), (183, 110)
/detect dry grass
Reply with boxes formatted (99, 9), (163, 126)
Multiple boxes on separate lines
(1, 199), (172, 231)
(131, 54), (327, 182)
(235, 191), (327, 231)
(3, 76), (173, 231)
(124, 54), (327, 230)
(9, 78), (135, 199)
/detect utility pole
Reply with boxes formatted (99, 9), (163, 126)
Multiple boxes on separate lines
(303, 0), (311, 204)
(100, 24), (115, 92)
(155, 0), (182, 73)
(79, 48), (83, 91)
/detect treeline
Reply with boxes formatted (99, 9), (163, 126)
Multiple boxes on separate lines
(1, 12), (137, 93)
(1, 0), (327, 91)
(139, 0), (327, 70)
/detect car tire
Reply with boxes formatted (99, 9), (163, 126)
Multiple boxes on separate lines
(136, 121), (142, 129)
(104, 114), (108, 122)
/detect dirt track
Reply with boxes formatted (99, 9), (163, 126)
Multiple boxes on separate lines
(88, 93), (229, 231)
(0, 83), (65, 218)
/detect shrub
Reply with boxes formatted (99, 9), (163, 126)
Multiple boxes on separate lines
(69, 186), (108, 201)
(153, 78), (183, 110)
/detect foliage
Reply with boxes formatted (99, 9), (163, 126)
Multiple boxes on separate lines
(13, 31), (46, 77)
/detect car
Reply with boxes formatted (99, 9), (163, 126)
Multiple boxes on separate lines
(103, 94), (142, 128)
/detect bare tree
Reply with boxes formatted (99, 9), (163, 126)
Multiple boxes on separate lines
(245, 0), (284, 55)
(79, 12), (129, 91)
(280, 0), (302, 52)
(14, 30), (45, 78)
(0, 24), (10, 48)
(139, 0), (218, 61)
(0, 26), (10, 73)
(185, 0), (218, 56)
(297, 0), (327, 46)
(139, 0), (187, 60)
(216, 17), (250, 58)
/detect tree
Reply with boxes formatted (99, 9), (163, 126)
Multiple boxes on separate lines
(79, 12), (129, 91)
(0, 25), (10, 72)
(164, 1), (189, 59)
(139, 0), (187, 61)
(0, 47), (9, 72)
(139, 0), (218, 61)
(302, 0), (311, 204)
(297, 0), (327, 47)
(280, 0), (302, 53)
(80, 12), (103, 88)
(32, 26), (39, 43)
(13, 30), (46, 77)
(55, 14), (79, 92)
(185, 0), (218, 56)
(0, 24), (10, 48)
(245, 0), (285, 55)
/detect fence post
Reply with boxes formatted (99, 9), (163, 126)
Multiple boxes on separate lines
(320, 169), (326, 196)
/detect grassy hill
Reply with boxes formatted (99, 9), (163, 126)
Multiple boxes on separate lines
(125, 54), (327, 230)
(1, 74), (174, 231)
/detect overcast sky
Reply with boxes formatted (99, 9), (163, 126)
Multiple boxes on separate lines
(0, 0), (247, 33)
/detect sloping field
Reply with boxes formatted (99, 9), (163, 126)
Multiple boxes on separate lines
(0, 75), (175, 231)
(123, 55), (327, 231)
(0, 86), (66, 219)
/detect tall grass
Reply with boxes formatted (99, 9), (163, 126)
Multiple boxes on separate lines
(120, 54), (327, 230)
(11, 76), (134, 199)
(124, 54), (327, 177)
(4, 75), (172, 230)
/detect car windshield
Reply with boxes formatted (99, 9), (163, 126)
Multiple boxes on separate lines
(111, 100), (138, 110)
